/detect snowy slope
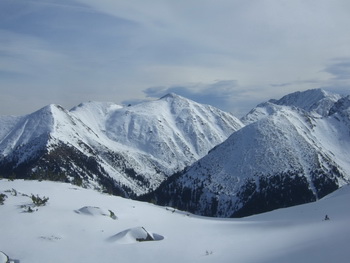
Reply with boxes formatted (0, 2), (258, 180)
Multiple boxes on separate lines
(316, 95), (350, 174)
(70, 101), (123, 134)
(0, 104), (106, 166)
(1, 179), (350, 263)
(270, 89), (341, 116)
(0, 105), (60, 165)
(149, 91), (350, 217)
(0, 115), (23, 142)
(0, 95), (243, 196)
(242, 88), (342, 124)
(102, 93), (243, 172)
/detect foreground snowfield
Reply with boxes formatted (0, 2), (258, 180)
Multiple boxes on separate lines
(1, 180), (349, 263)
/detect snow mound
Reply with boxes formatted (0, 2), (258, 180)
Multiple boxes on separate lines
(107, 227), (164, 244)
(0, 252), (8, 263)
(75, 206), (117, 219)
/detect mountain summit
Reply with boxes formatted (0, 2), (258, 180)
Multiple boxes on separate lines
(269, 89), (341, 116)
(241, 89), (341, 124)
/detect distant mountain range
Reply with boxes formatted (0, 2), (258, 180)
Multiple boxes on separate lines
(0, 93), (242, 197)
(143, 89), (350, 217)
(1, 89), (349, 217)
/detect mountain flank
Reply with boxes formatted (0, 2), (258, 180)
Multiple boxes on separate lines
(143, 89), (350, 217)
(0, 94), (242, 197)
(1, 88), (349, 217)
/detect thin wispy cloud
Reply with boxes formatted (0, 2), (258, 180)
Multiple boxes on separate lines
(271, 80), (320, 88)
(142, 80), (262, 116)
(320, 58), (350, 95)
(324, 58), (350, 80)
(0, 0), (350, 116)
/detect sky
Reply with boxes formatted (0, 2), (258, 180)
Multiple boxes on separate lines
(1, 0), (350, 117)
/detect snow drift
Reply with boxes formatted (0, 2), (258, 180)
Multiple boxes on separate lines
(107, 227), (164, 244)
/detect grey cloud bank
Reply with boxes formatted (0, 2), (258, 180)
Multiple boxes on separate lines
(0, 0), (350, 116)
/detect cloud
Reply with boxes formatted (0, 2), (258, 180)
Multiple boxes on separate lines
(324, 58), (350, 80)
(142, 80), (263, 117)
(1, 0), (350, 116)
(0, 1), (144, 114)
(144, 79), (237, 99)
(270, 79), (320, 88)
(73, 0), (350, 93)
(320, 58), (350, 95)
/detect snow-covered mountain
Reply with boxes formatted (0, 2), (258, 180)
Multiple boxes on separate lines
(0, 94), (243, 197)
(241, 89), (341, 124)
(270, 89), (342, 116)
(1, 88), (349, 218)
(146, 89), (350, 217)
(1, 179), (350, 263)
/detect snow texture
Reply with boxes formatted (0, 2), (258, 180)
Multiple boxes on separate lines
(0, 179), (350, 263)
(0, 94), (243, 196)
(241, 88), (341, 124)
(0, 88), (349, 218)
(107, 226), (163, 244)
(151, 89), (350, 217)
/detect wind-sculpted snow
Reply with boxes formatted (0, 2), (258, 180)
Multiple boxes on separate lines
(107, 227), (164, 244)
(75, 206), (118, 220)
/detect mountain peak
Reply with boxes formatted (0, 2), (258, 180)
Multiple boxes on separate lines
(159, 93), (183, 101)
(269, 88), (324, 103)
(269, 88), (341, 116)
(70, 101), (122, 112)
(0, 94), (243, 197)
(242, 89), (342, 124)
(150, 102), (350, 217)
(31, 104), (67, 120)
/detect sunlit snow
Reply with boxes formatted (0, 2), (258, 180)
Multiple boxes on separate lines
(1, 179), (349, 263)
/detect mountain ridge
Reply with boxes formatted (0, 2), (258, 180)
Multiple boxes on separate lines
(241, 88), (342, 124)
(0, 94), (243, 197)
(1, 89), (349, 217)
(144, 89), (350, 217)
